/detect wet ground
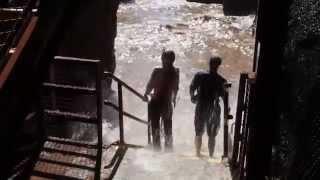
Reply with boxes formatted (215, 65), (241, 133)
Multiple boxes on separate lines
(103, 0), (254, 179)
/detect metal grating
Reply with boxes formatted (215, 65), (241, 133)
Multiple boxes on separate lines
(31, 137), (98, 180)
(31, 161), (95, 180)
(29, 57), (103, 180)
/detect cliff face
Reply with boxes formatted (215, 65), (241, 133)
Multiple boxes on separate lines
(47, 0), (120, 138)
(186, 0), (257, 16)
(276, 0), (320, 179)
(56, 0), (119, 74)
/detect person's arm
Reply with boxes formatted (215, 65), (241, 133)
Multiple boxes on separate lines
(190, 73), (200, 104)
(221, 79), (230, 118)
(172, 69), (180, 107)
(144, 69), (156, 101)
(222, 86), (228, 113)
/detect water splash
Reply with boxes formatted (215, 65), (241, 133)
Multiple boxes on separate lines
(104, 0), (254, 179)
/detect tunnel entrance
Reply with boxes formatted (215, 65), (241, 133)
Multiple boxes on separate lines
(103, 0), (256, 179)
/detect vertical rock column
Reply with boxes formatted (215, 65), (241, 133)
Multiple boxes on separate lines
(277, 0), (320, 179)
(57, 0), (120, 76)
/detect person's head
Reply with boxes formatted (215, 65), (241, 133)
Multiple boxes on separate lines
(162, 50), (175, 69)
(209, 56), (222, 73)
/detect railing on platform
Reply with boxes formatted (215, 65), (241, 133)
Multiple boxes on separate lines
(231, 72), (256, 180)
(0, 0), (38, 89)
(0, 0), (38, 65)
(223, 82), (233, 160)
(103, 72), (150, 180)
(104, 72), (151, 146)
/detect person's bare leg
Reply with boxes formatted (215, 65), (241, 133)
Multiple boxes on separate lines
(163, 107), (173, 151)
(153, 128), (161, 151)
(195, 135), (202, 157)
(208, 136), (215, 158)
(208, 124), (218, 158)
(149, 100), (161, 151)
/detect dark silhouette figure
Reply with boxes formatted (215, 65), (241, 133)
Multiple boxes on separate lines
(144, 50), (179, 150)
(190, 56), (227, 157)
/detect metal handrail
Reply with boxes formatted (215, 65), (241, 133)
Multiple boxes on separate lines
(104, 100), (148, 125)
(104, 71), (145, 101)
(0, 0), (38, 56)
(231, 72), (256, 180)
(104, 71), (151, 145)
(0, 0), (38, 89)
(0, 16), (38, 89)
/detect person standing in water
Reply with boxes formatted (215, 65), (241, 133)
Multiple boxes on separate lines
(190, 56), (227, 158)
(144, 50), (179, 151)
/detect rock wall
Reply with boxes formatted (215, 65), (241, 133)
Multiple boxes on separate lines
(276, 0), (320, 179)
(186, 0), (257, 16)
(56, 0), (119, 74)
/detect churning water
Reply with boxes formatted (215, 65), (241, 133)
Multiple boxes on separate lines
(103, 0), (255, 179)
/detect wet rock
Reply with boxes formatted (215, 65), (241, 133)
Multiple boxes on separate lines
(176, 23), (189, 28)
(174, 32), (186, 35)
(223, 0), (257, 16)
(186, 0), (223, 4)
(276, 0), (320, 179)
(203, 15), (212, 22)
(57, 0), (119, 74)
(120, 0), (135, 4)
(165, 24), (174, 30)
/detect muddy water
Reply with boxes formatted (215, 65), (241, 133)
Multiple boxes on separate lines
(103, 0), (254, 179)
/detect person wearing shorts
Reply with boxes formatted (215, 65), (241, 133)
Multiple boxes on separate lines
(190, 56), (227, 157)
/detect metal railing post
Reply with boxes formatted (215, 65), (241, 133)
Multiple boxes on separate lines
(231, 73), (248, 167)
(223, 83), (232, 160)
(223, 91), (229, 159)
(104, 72), (150, 146)
(239, 77), (256, 180)
(95, 61), (103, 180)
(118, 83), (125, 145)
(147, 103), (151, 145)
